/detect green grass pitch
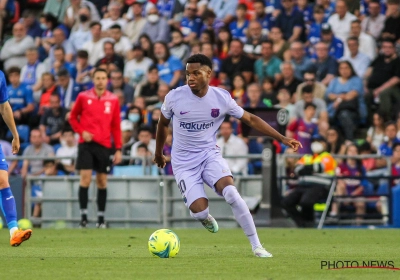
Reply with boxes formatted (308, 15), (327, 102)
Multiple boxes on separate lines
(0, 228), (399, 280)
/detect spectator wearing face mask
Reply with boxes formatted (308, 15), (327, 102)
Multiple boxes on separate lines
(126, 105), (144, 141)
(140, 7), (170, 43)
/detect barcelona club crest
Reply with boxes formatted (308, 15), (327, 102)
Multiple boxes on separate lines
(211, 108), (220, 118)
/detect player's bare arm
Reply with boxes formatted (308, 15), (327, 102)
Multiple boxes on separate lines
(240, 111), (302, 152)
(154, 113), (170, 168)
(0, 102), (19, 154)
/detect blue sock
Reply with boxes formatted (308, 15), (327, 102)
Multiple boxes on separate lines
(0, 187), (18, 229)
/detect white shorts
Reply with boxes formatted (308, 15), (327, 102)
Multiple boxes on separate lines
(173, 149), (232, 208)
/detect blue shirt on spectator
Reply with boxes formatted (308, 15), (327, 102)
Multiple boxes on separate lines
(0, 71), (9, 104)
(256, 14), (274, 35)
(157, 55), (183, 86)
(51, 62), (77, 79)
(27, 20), (44, 39)
(295, 4), (313, 23)
(275, 9), (305, 41)
(229, 20), (249, 43)
(323, 2), (336, 22)
(315, 56), (338, 82)
(379, 139), (400, 156)
(7, 83), (34, 111)
(308, 22), (322, 45)
(157, 0), (175, 19)
(181, 17), (203, 38)
(360, 0), (386, 16)
(309, 37), (344, 60)
(209, 0), (237, 20)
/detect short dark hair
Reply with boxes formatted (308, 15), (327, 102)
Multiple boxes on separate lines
(237, 3), (247, 10)
(138, 125), (152, 134)
(313, 5), (325, 13)
(90, 21), (101, 29)
(54, 46), (65, 54)
(110, 24), (122, 30)
(304, 67), (317, 76)
(186, 54), (213, 69)
(302, 85), (313, 94)
(393, 142), (400, 151)
(7, 66), (21, 76)
(50, 92), (61, 100)
(253, 0), (266, 6)
(137, 143), (149, 151)
(261, 39), (273, 47)
(57, 68), (70, 77)
(77, 50), (89, 58)
(148, 65), (158, 73)
(304, 102), (316, 110)
(93, 68), (108, 77)
(43, 159), (56, 166)
(347, 36), (359, 43)
(351, 19), (361, 25)
(385, 121), (397, 129)
(61, 126), (74, 134)
(381, 38), (396, 46)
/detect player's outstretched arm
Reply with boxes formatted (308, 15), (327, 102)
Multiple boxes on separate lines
(153, 113), (171, 168)
(240, 111), (302, 152)
(0, 102), (19, 154)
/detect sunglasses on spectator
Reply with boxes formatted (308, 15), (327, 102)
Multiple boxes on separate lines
(186, 7), (197, 11)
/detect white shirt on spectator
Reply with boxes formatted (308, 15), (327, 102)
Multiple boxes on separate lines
(216, 134), (248, 175)
(344, 32), (377, 60)
(130, 140), (156, 158)
(100, 18), (127, 33)
(124, 57), (153, 87)
(20, 61), (47, 102)
(0, 36), (35, 71)
(328, 12), (357, 43)
(367, 127), (385, 151)
(341, 52), (371, 78)
(361, 14), (385, 40)
(56, 144), (78, 166)
(114, 36), (132, 57)
(82, 38), (106, 66)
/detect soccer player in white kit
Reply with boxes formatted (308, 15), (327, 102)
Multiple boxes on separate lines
(154, 54), (302, 257)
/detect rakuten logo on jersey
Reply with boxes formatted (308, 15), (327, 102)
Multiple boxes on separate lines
(179, 121), (214, 132)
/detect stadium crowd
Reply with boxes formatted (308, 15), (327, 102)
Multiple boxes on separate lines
(0, 0), (400, 222)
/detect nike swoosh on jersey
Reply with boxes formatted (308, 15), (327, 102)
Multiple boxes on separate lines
(180, 111), (190, 115)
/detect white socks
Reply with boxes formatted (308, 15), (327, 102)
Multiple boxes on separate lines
(223, 185), (261, 250)
(190, 207), (209, 221)
(10, 227), (18, 237)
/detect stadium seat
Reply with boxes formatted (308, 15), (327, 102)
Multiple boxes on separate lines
(113, 165), (159, 176)
(6, 125), (30, 143)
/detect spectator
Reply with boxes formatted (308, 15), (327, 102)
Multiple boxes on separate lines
(288, 41), (313, 81)
(169, 29), (191, 62)
(20, 47), (47, 101)
(389, 143), (400, 187)
(229, 3), (249, 43)
(68, 6), (92, 50)
(281, 136), (337, 227)
(43, 159), (65, 176)
(287, 102), (319, 154)
(269, 27), (291, 61)
(366, 113), (385, 152)
(381, 0), (400, 42)
(361, 0), (386, 40)
(56, 127), (78, 174)
(126, 105), (144, 140)
(294, 85), (329, 135)
(200, 9), (225, 35)
(130, 126), (156, 158)
(75, 50), (93, 90)
(134, 66), (161, 107)
(326, 61), (363, 141)
(199, 29), (216, 46)
(365, 39), (400, 122)
(124, 44), (153, 88)
(276, 62), (302, 99)
(318, 0), (335, 22)
(21, 129), (55, 178)
(39, 93), (68, 145)
(110, 24), (132, 58)
(243, 20), (266, 60)
(253, 0), (273, 36)
(163, 129), (173, 175)
(39, 13), (64, 58)
(181, 2), (203, 43)
(64, 0), (100, 29)
(132, 143), (152, 166)
(275, 0), (305, 42)
(313, 42), (338, 86)
(219, 39), (253, 85)
(125, 0), (147, 44)
(330, 143), (367, 221)
(200, 42), (221, 85)
(147, 82), (169, 110)
(95, 41), (125, 72)
(231, 73), (247, 107)
(326, 127), (346, 155)
(319, 23), (344, 60)
(297, 0), (313, 24)
(51, 46), (77, 79)
(327, 0), (357, 43)
(345, 20), (376, 60)
(108, 70), (134, 106)
(307, 5), (325, 46)
(254, 40), (282, 84)
(295, 69), (327, 101)
(82, 22), (106, 66)
(216, 26), (232, 60)
(244, 83), (266, 108)
(208, 0), (237, 24)
(216, 121), (248, 175)
(149, 107), (160, 136)
(0, 23), (35, 71)
(38, 72), (58, 116)
(119, 119), (135, 166)
(274, 88), (296, 120)
(359, 142), (376, 172)
(153, 41), (183, 89)
(6, 67), (35, 125)
(138, 34), (155, 60)
(101, 2), (127, 34)
(43, 0), (71, 23)
(49, 28), (75, 67)
(261, 77), (278, 107)
(21, 10), (44, 41)
(376, 122), (400, 168)
(341, 37), (371, 78)
(57, 69), (82, 109)
(141, 6), (170, 43)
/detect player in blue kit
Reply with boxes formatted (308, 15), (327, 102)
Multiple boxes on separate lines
(0, 70), (32, 246)
(154, 54), (302, 257)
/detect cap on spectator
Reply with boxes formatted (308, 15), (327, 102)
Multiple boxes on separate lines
(132, 43), (142, 51)
(121, 120), (133, 131)
(321, 23), (332, 33)
(311, 135), (327, 143)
